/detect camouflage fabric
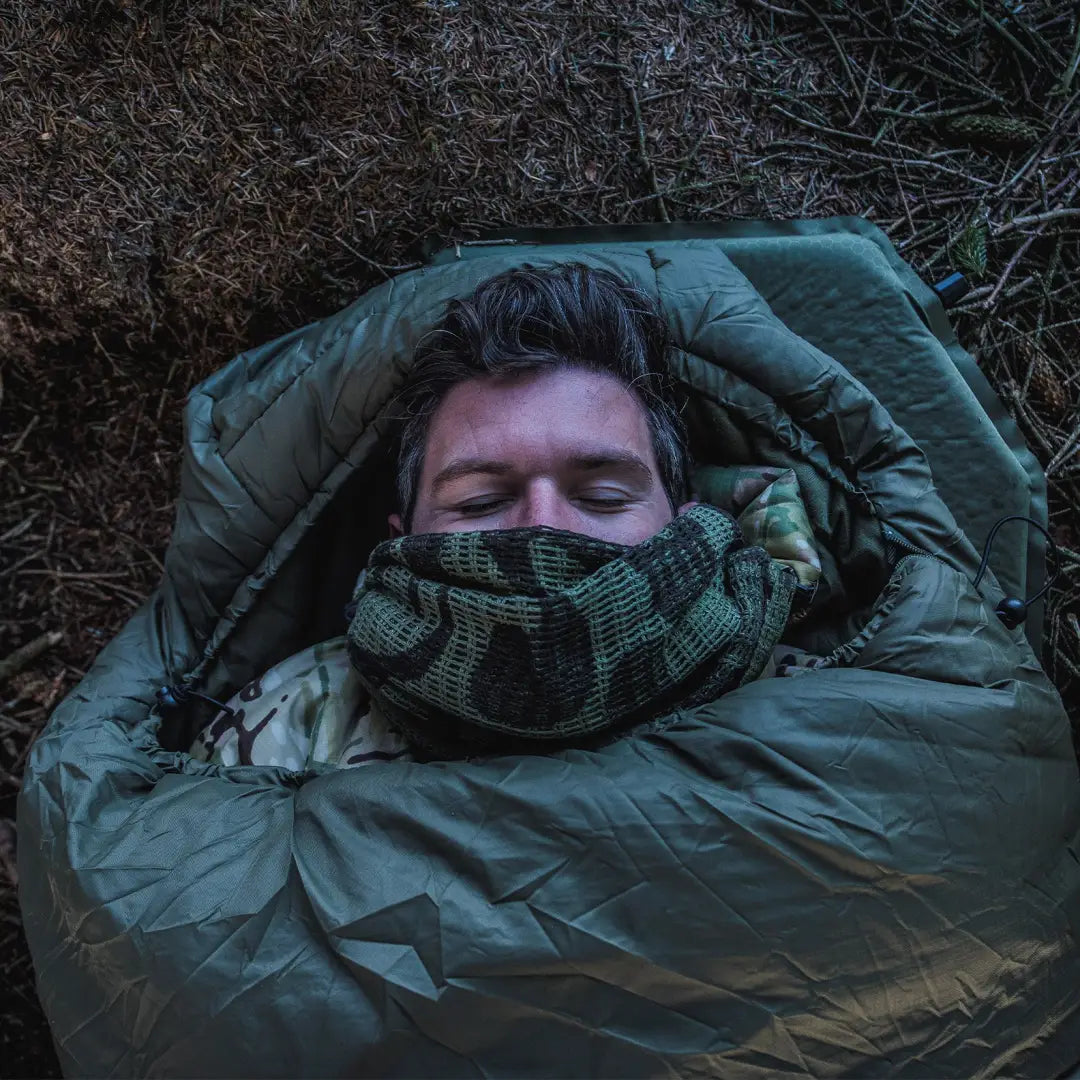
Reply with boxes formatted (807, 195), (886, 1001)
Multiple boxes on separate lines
(189, 637), (412, 770)
(188, 636), (825, 768)
(694, 463), (823, 588)
(346, 503), (797, 758)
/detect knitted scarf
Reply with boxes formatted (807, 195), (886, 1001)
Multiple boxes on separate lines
(346, 504), (796, 759)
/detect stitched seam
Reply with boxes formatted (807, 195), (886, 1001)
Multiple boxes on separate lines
(218, 303), (389, 461)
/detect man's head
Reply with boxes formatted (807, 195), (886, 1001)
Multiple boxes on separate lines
(388, 262), (695, 545)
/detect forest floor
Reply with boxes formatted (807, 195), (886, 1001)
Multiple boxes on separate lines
(2, 1), (1078, 1073)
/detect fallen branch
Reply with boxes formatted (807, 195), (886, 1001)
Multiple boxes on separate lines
(1046, 422), (1080, 478)
(962, 0), (1039, 68)
(1062, 18), (1080, 95)
(984, 226), (1045, 310)
(0, 631), (63, 684)
(794, 0), (861, 118)
(0, 819), (17, 888)
(622, 75), (670, 224)
(995, 207), (1080, 236)
(745, 0), (811, 18)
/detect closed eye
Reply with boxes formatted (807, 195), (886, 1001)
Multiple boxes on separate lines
(580, 496), (631, 510)
(456, 495), (631, 516)
(456, 498), (510, 515)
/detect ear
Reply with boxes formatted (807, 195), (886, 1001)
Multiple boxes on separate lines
(676, 500), (699, 517)
(388, 512), (404, 538)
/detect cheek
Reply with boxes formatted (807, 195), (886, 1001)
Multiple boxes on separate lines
(603, 505), (675, 546)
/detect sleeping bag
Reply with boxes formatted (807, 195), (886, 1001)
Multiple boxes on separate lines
(17, 219), (1080, 1077)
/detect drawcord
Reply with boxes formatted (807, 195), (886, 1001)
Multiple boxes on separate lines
(973, 514), (1061, 630)
(155, 684), (236, 718)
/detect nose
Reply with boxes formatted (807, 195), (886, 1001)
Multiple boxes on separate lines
(512, 480), (576, 531)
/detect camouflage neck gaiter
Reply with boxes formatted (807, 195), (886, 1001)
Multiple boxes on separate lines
(346, 503), (796, 760)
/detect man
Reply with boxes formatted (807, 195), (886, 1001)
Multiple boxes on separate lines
(190, 262), (821, 768)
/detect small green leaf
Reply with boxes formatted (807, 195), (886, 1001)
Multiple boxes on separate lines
(952, 221), (988, 279)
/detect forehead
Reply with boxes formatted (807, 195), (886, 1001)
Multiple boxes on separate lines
(422, 367), (657, 470)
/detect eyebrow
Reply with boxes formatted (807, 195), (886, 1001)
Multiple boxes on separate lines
(429, 451), (655, 495)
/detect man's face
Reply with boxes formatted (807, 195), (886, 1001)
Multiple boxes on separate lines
(389, 366), (695, 544)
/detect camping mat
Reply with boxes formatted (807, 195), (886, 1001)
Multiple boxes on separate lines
(423, 217), (1048, 659)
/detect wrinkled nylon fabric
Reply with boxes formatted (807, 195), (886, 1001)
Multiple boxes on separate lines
(16, 235), (1080, 1078)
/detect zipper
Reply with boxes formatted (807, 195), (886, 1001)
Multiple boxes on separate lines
(857, 486), (950, 569)
(881, 526), (952, 572)
(785, 527), (949, 630)
(787, 572), (817, 625)
(883, 526), (925, 557)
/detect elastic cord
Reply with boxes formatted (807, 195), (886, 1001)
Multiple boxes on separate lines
(972, 514), (1060, 605)
(156, 684), (237, 718)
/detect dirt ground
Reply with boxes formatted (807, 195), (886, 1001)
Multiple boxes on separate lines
(2, 0), (1079, 1073)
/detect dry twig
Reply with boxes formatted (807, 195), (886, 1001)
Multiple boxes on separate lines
(0, 632), (63, 684)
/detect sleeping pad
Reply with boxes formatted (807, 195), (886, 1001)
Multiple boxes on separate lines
(17, 233), (1080, 1077)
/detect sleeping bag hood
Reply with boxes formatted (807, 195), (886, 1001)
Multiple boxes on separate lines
(17, 233), (1080, 1077)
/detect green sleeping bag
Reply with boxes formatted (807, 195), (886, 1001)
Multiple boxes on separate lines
(17, 218), (1080, 1077)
